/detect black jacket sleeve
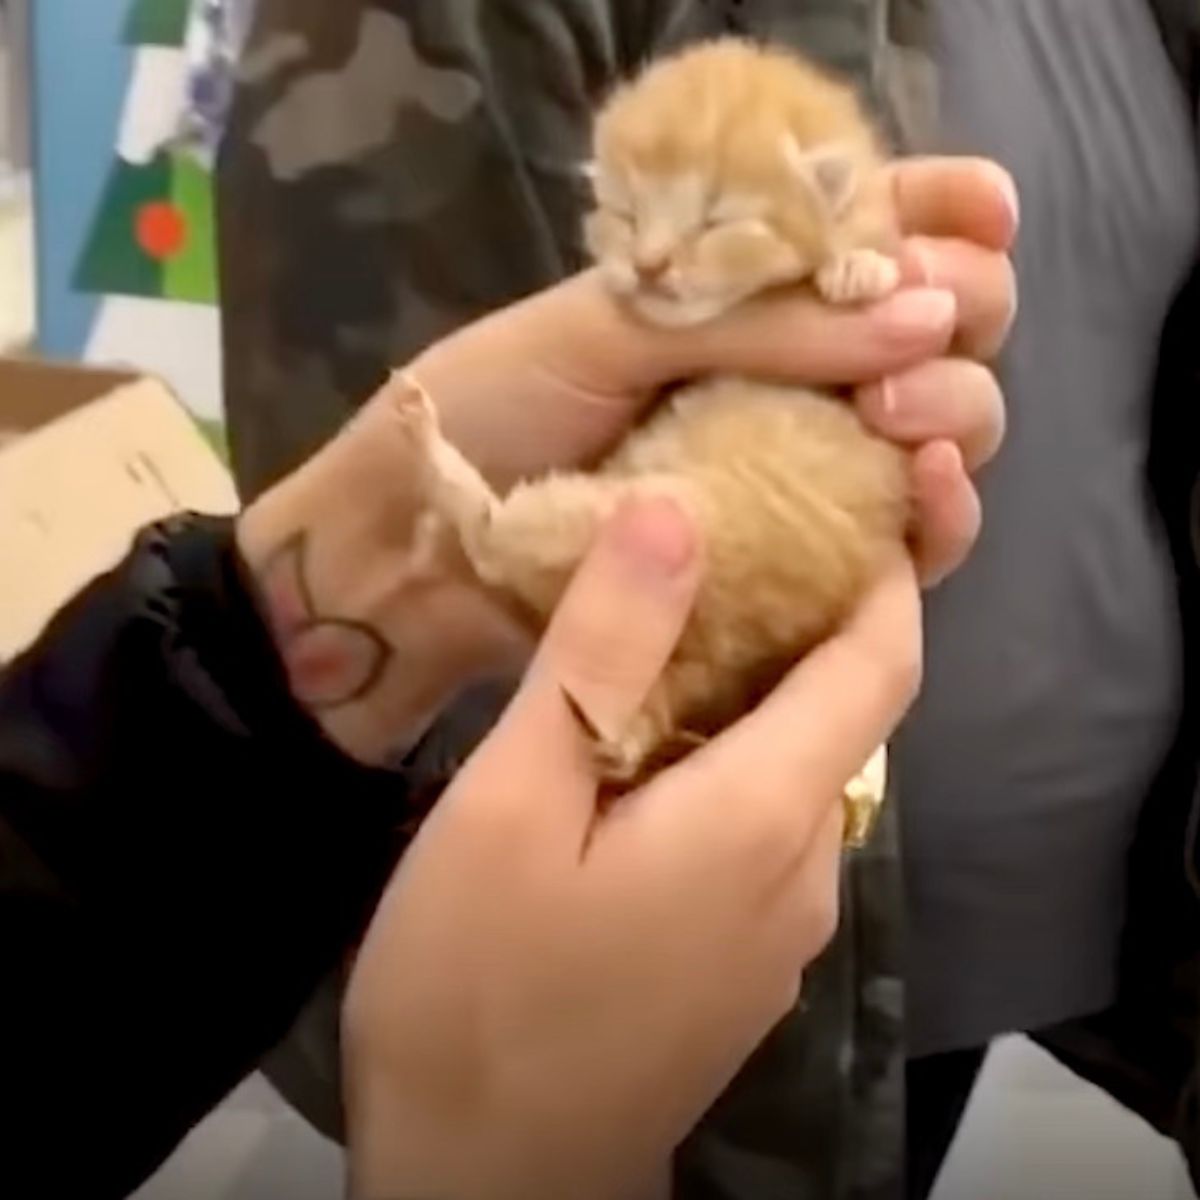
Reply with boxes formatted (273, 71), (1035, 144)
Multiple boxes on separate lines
(0, 516), (411, 1198)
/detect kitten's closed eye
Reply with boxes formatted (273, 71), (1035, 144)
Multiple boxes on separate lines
(705, 193), (767, 227)
(586, 163), (636, 222)
(600, 196), (635, 223)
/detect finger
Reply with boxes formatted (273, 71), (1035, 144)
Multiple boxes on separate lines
(908, 441), (983, 588)
(896, 238), (1018, 361)
(857, 358), (1006, 471)
(657, 287), (957, 386)
(658, 558), (922, 858)
(891, 156), (1019, 250)
(754, 800), (847, 1015)
(477, 495), (701, 836)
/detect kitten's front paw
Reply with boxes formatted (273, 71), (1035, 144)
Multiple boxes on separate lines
(815, 249), (900, 306)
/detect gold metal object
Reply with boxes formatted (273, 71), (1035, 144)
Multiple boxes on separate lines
(842, 744), (888, 850)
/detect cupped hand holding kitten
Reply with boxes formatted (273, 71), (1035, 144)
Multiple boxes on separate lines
(240, 154), (1014, 765)
(412, 154), (1016, 588)
(332, 44), (1016, 1198)
(345, 500), (922, 1200)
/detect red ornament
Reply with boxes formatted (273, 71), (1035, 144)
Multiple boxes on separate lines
(135, 201), (187, 260)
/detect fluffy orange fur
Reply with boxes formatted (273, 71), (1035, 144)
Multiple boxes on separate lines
(585, 37), (900, 326)
(403, 38), (912, 782)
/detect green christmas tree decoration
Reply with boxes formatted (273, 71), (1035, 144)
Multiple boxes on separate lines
(125, 0), (191, 47)
(164, 152), (217, 302)
(74, 0), (220, 305)
(74, 155), (169, 299)
(73, 149), (218, 304)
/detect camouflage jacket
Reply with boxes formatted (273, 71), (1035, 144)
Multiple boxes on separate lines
(217, 3), (1200, 1195)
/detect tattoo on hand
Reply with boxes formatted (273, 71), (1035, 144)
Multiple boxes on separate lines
(257, 531), (393, 710)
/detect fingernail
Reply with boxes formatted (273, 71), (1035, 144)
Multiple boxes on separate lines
(923, 440), (964, 480)
(880, 377), (899, 416)
(879, 288), (957, 337)
(612, 495), (696, 578)
(989, 164), (1020, 231)
(859, 378), (900, 421)
(905, 240), (936, 287)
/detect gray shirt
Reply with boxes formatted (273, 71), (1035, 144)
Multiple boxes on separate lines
(900, 0), (1200, 1056)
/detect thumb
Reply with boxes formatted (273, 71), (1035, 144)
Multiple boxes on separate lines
(482, 493), (702, 840)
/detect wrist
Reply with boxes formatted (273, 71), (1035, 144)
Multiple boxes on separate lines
(346, 1087), (651, 1200)
(237, 379), (532, 764)
(343, 1034), (667, 1200)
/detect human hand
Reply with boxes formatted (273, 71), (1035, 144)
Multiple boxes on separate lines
(343, 497), (922, 1200)
(236, 389), (537, 764)
(237, 158), (1011, 764)
(411, 156), (1016, 586)
(865, 156), (1017, 584)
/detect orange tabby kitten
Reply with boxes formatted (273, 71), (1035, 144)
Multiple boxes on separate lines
(406, 38), (911, 782)
(584, 37), (900, 325)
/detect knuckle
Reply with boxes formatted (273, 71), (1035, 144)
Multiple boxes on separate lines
(997, 256), (1020, 328)
(954, 359), (1006, 465)
(981, 256), (1019, 350)
(889, 638), (925, 708)
(848, 621), (923, 714)
(980, 378), (1009, 464)
(761, 890), (842, 1017)
(867, 632), (923, 713)
(768, 967), (806, 1022)
(803, 884), (842, 957)
(956, 357), (995, 394)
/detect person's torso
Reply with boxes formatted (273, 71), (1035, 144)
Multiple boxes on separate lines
(898, 0), (1200, 1054)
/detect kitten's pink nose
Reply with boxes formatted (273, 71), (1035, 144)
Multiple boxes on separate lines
(633, 251), (671, 283)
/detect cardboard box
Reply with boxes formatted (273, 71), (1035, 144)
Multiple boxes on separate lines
(0, 358), (238, 660)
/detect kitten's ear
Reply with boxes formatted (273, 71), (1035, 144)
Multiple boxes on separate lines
(782, 136), (860, 218)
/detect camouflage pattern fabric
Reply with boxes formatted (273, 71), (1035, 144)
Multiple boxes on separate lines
(217, 4), (927, 1197)
(218, 0), (934, 501)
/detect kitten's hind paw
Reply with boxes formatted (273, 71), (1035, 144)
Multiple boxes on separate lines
(562, 688), (708, 793)
(387, 370), (439, 438)
(815, 249), (900, 306)
(592, 733), (647, 787)
(594, 728), (709, 796)
(385, 370), (507, 584)
(595, 724), (708, 790)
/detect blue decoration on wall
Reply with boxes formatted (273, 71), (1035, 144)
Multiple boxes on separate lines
(31, 0), (136, 357)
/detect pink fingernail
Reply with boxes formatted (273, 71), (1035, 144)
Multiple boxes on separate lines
(989, 165), (1020, 231)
